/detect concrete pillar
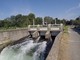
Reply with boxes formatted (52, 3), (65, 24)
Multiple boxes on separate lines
(43, 19), (44, 25)
(60, 23), (63, 31)
(33, 19), (35, 26)
(48, 24), (51, 31)
(45, 24), (51, 39)
(55, 19), (56, 25)
(28, 25), (31, 31)
(32, 25), (40, 39)
(37, 25), (40, 31)
(45, 31), (51, 39)
(32, 31), (39, 39)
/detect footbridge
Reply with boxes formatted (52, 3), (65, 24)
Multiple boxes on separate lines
(28, 24), (63, 39)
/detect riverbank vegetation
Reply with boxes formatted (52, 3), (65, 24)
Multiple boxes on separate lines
(63, 26), (69, 33)
(0, 13), (80, 29)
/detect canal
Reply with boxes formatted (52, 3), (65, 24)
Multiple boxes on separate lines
(0, 35), (56, 60)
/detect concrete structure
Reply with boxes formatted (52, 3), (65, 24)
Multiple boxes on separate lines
(32, 31), (39, 39)
(0, 24), (63, 42)
(0, 28), (29, 41)
(46, 32), (63, 60)
(45, 31), (51, 39)
(28, 24), (63, 39)
(0, 24), (63, 60)
(28, 24), (63, 60)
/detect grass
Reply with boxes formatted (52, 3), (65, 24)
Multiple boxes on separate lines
(63, 25), (69, 33)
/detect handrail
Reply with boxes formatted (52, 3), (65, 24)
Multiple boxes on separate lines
(28, 24), (63, 31)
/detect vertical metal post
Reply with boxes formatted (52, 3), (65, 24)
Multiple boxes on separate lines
(55, 19), (56, 25)
(33, 19), (35, 25)
(43, 18), (44, 25)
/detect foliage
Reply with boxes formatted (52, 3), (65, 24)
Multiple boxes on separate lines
(35, 17), (43, 25)
(0, 13), (79, 29)
(63, 26), (68, 33)
(44, 16), (53, 24)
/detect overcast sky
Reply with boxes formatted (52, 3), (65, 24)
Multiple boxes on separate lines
(0, 0), (80, 19)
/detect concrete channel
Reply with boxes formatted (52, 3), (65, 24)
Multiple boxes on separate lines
(46, 32), (62, 60)
(0, 24), (63, 60)
(28, 29), (61, 60)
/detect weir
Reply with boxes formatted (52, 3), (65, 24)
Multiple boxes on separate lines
(28, 24), (63, 60)
(28, 24), (63, 39)
(0, 24), (63, 60)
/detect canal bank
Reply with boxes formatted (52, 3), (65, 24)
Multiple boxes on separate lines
(0, 24), (63, 60)
(0, 31), (61, 60)
(46, 32), (63, 60)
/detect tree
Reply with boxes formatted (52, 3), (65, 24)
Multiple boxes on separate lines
(0, 13), (80, 29)
(28, 13), (35, 25)
(61, 19), (66, 25)
(1, 20), (11, 28)
(74, 16), (80, 25)
(44, 16), (53, 24)
(35, 17), (43, 25)
(55, 18), (61, 24)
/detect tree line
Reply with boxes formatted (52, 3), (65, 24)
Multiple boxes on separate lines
(0, 13), (80, 29)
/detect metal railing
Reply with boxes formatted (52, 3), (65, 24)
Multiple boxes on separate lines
(28, 24), (63, 31)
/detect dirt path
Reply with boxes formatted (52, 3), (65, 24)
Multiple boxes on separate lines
(68, 28), (80, 60)
(59, 28), (80, 60)
(58, 31), (70, 60)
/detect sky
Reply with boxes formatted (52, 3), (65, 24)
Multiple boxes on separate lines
(0, 0), (80, 20)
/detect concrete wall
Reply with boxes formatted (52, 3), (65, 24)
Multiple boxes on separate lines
(46, 32), (62, 60)
(0, 28), (29, 41)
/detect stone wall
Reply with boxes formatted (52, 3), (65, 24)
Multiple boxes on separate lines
(46, 32), (62, 60)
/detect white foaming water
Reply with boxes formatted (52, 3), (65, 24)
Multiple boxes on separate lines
(0, 40), (47, 60)
(33, 41), (47, 60)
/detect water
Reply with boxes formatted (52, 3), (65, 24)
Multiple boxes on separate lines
(0, 40), (47, 60)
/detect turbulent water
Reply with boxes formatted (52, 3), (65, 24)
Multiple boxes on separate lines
(0, 40), (47, 60)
